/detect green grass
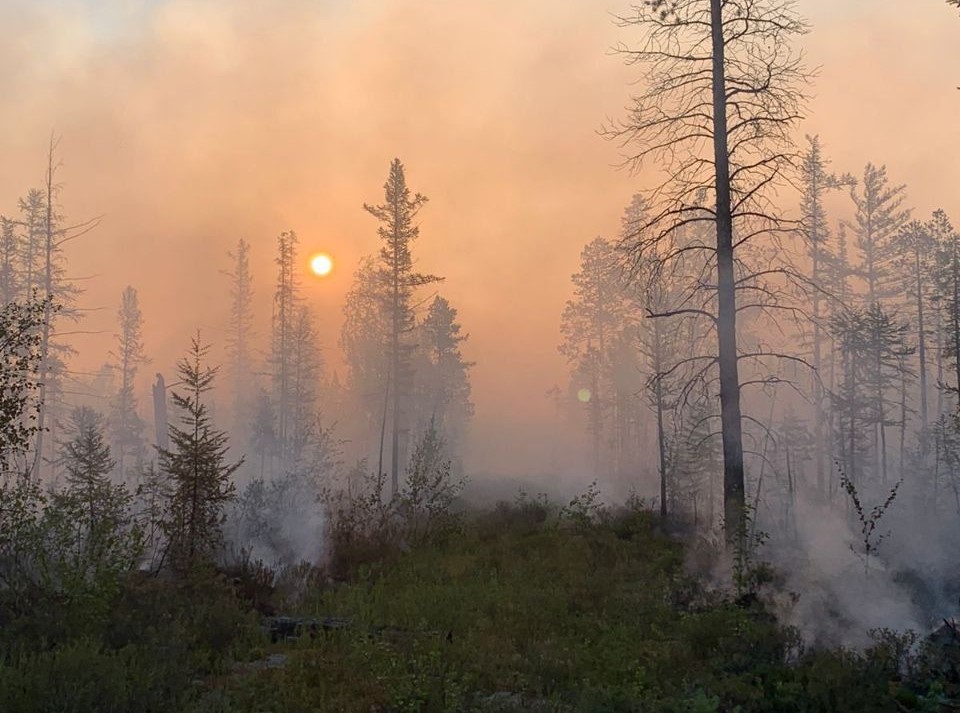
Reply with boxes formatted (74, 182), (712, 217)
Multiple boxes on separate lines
(196, 505), (940, 713)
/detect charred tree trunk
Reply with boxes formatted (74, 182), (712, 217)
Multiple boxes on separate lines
(710, 0), (746, 545)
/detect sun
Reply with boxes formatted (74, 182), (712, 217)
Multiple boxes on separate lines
(310, 253), (334, 277)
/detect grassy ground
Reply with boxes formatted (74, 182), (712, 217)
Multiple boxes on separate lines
(194, 503), (955, 713)
(1, 499), (956, 712)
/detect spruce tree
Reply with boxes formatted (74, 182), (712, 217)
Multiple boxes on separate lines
(0, 217), (18, 305)
(932, 210), (960, 409)
(110, 286), (148, 476)
(289, 304), (323, 463)
(272, 230), (301, 468)
(851, 164), (910, 307)
(799, 136), (854, 495)
(559, 237), (631, 477)
(364, 159), (442, 495)
(340, 256), (390, 457)
(57, 407), (138, 563)
(417, 295), (474, 457)
(159, 334), (241, 569)
(223, 238), (255, 440)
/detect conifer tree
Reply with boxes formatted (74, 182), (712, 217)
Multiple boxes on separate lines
(289, 305), (323, 463)
(0, 217), (18, 305)
(560, 237), (631, 477)
(932, 210), (960, 409)
(110, 286), (147, 476)
(851, 164), (910, 307)
(900, 220), (936, 434)
(417, 295), (474, 457)
(272, 230), (301, 467)
(159, 334), (241, 569)
(23, 140), (98, 478)
(340, 256), (390, 460)
(364, 159), (442, 495)
(17, 188), (45, 301)
(830, 309), (873, 487)
(250, 388), (278, 479)
(50, 406), (140, 592)
(223, 238), (255, 440)
(799, 136), (854, 495)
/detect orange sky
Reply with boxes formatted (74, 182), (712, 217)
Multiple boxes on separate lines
(0, 0), (956, 479)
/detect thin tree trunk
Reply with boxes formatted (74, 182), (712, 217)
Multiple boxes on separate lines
(899, 367), (907, 479)
(34, 138), (57, 478)
(391, 233), (401, 497)
(654, 321), (668, 520)
(953, 243), (960, 407)
(812, 239), (825, 498)
(915, 247), (929, 433)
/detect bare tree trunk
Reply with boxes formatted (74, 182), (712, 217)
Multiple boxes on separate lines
(899, 367), (907, 479)
(391, 239), (401, 497)
(34, 137), (57, 478)
(812, 248), (825, 498)
(710, 0), (746, 544)
(379, 368), (391, 483)
(915, 247), (929, 433)
(937, 307), (945, 418)
(953, 242), (960, 408)
(654, 321), (668, 520)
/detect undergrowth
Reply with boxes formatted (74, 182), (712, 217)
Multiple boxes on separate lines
(0, 495), (956, 712)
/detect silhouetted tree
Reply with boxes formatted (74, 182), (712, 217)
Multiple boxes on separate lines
(364, 159), (442, 495)
(416, 295), (474, 458)
(932, 210), (960, 410)
(799, 136), (854, 495)
(0, 217), (18, 304)
(899, 220), (936, 438)
(271, 230), (301, 467)
(223, 238), (255, 439)
(340, 256), (389, 457)
(27, 139), (99, 478)
(560, 237), (632, 476)
(56, 406), (140, 573)
(608, 0), (810, 543)
(159, 334), (241, 570)
(288, 305), (323, 464)
(110, 286), (147, 476)
(850, 164), (909, 307)
(249, 388), (277, 479)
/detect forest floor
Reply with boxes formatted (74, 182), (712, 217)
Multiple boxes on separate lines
(1, 499), (958, 712)
(198, 501), (958, 713)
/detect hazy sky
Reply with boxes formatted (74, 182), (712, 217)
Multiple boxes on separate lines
(0, 0), (956, 477)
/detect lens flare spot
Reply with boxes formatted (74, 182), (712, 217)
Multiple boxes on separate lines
(577, 388), (592, 403)
(310, 253), (334, 277)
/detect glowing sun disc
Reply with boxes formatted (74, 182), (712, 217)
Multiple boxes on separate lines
(310, 253), (334, 277)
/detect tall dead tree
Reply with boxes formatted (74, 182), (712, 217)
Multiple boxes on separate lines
(608, 0), (809, 543)
(32, 137), (99, 478)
